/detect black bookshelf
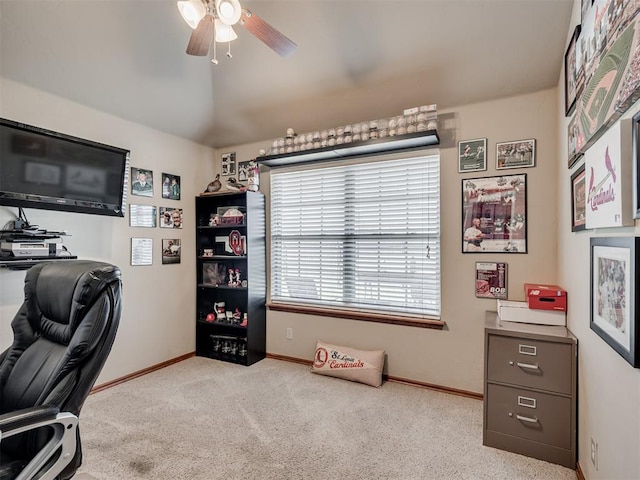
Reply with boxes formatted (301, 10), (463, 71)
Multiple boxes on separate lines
(194, 191), (266, 366)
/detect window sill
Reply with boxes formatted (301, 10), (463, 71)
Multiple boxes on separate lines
(267, 302), (445, 330)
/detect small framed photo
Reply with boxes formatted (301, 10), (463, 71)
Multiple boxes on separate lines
(161, 173), (181, 200)
(570, 163), (586, 232)
(564, 25), (581, 117)
(475, 262), (508, 299)
(129, 204), (157, 228)
(568, 113), (584, 168)
(221, 152), (236, 176)
(131, 167), (153, 197)
(162, 239), (181, 264)
(131, 238), (153, 266)
(159, 207), (183, 229)
(457, 138), (487, 173)
(496, 139), (536, 170)
(590, 237), (640, 367)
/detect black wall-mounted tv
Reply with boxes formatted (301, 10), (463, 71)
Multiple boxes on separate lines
(0, 118), (129, 217)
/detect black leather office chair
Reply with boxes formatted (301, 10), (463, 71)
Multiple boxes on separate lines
(0, 260), (122, 480)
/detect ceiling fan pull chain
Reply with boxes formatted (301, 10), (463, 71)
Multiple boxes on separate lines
(227, 39), (232, 58)
(211, 19), (219, 64)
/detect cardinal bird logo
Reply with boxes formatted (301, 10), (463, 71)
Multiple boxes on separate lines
(604, 146), (616, 182)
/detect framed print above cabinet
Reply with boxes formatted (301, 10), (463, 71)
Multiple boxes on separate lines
(590, 236), (640, 368)
(462, 174), (527, 254)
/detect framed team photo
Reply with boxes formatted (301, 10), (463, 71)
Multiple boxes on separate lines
(496, 139), (536, 170)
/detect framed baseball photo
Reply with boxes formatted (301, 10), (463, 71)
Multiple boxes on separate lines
(458, 138), (487, 173)
(496, 139), (536, 170)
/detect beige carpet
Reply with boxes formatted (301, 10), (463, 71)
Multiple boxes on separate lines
(75, 357), (576, 479)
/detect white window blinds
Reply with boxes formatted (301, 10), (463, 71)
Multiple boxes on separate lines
(270, 152), (441, 319)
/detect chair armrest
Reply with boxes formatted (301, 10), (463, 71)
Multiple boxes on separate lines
(0, 406), (78, 480)
(0, 405), (60, 438)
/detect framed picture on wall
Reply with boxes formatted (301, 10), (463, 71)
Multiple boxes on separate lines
(457, 138), (487, 173)
(570, 163), (586, 232)
(590, 237), (640, 367)
(568, 112), (585, 168)
(564, 25), (581, 116)
(461, 174), (527, 253)
(221, 152), (236, 176)
(496, 139), (535, 169)
(161, 173), (181, 200)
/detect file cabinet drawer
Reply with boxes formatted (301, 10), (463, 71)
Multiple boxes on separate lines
(487, 334), (573, 394)
(485, 383), (571, 449)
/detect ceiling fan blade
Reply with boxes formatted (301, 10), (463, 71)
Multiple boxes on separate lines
(240, 9), (297, 58)
(186, 15), (214, 56)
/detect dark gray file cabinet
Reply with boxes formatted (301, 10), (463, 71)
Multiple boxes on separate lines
(483, 311), (577, 468)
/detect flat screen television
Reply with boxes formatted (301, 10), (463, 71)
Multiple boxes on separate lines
(0, 118), (129, 217)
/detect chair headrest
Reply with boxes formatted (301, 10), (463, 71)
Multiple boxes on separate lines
(24, 260), (122, 345)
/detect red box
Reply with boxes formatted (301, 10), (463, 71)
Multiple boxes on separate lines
(524, 283), (567, 312)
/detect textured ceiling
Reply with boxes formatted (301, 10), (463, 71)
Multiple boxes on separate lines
(0, 0), (573, 148)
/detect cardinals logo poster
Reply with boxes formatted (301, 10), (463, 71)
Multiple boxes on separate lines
(584, 120), (632, 229)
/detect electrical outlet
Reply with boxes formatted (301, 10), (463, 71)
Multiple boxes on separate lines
(591, 437), (598, 469)
(286, 328), (293, 340)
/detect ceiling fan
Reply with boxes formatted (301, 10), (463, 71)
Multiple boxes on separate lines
(177, 0), (297, 63)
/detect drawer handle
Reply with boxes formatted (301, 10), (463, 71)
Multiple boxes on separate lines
(516, 414), (539, 424)
(516, 362), (539, 371)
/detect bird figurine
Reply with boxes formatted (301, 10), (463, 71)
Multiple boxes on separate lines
(204, 174), (222, 193)
(225, 177), (247, 192)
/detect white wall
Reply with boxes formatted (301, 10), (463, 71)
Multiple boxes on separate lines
(0, 78), (215, 384)
(556, 2), (640, 479)
(216, 87), (559, 395)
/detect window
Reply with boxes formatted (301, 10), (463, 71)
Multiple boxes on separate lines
(270, 151), (440, 321)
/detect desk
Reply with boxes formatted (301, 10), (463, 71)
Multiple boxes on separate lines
(0, 256), (78, 271)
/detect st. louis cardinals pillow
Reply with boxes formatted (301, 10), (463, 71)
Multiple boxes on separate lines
(311, 340), (385, 387)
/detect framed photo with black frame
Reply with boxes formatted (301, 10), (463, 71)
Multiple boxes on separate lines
(564, 25), (581, 116)
(570, 163), (586, 232)
(496, 139), (535, 169)
(633, 110), (640, 219)
(590, 237), (640, 368)
(462, 174), (527, 253)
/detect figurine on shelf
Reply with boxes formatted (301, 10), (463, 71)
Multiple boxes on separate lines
(228, 268), (236, 287)
(204, 174), (222, 193)
(215, 302), (226, 322)
(209, 213), (220, 226)
(234, 268), (242, 287)
(225, 177), (247, 192)
(240, 313), (248, 327)
(205, 312), (216, 323)
(233, 308), (242, 324)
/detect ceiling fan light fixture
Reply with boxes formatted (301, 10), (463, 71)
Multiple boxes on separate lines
(216, 0), (241, 26)
(214, 19), (238, 42)
(178, 0), (206, 29)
